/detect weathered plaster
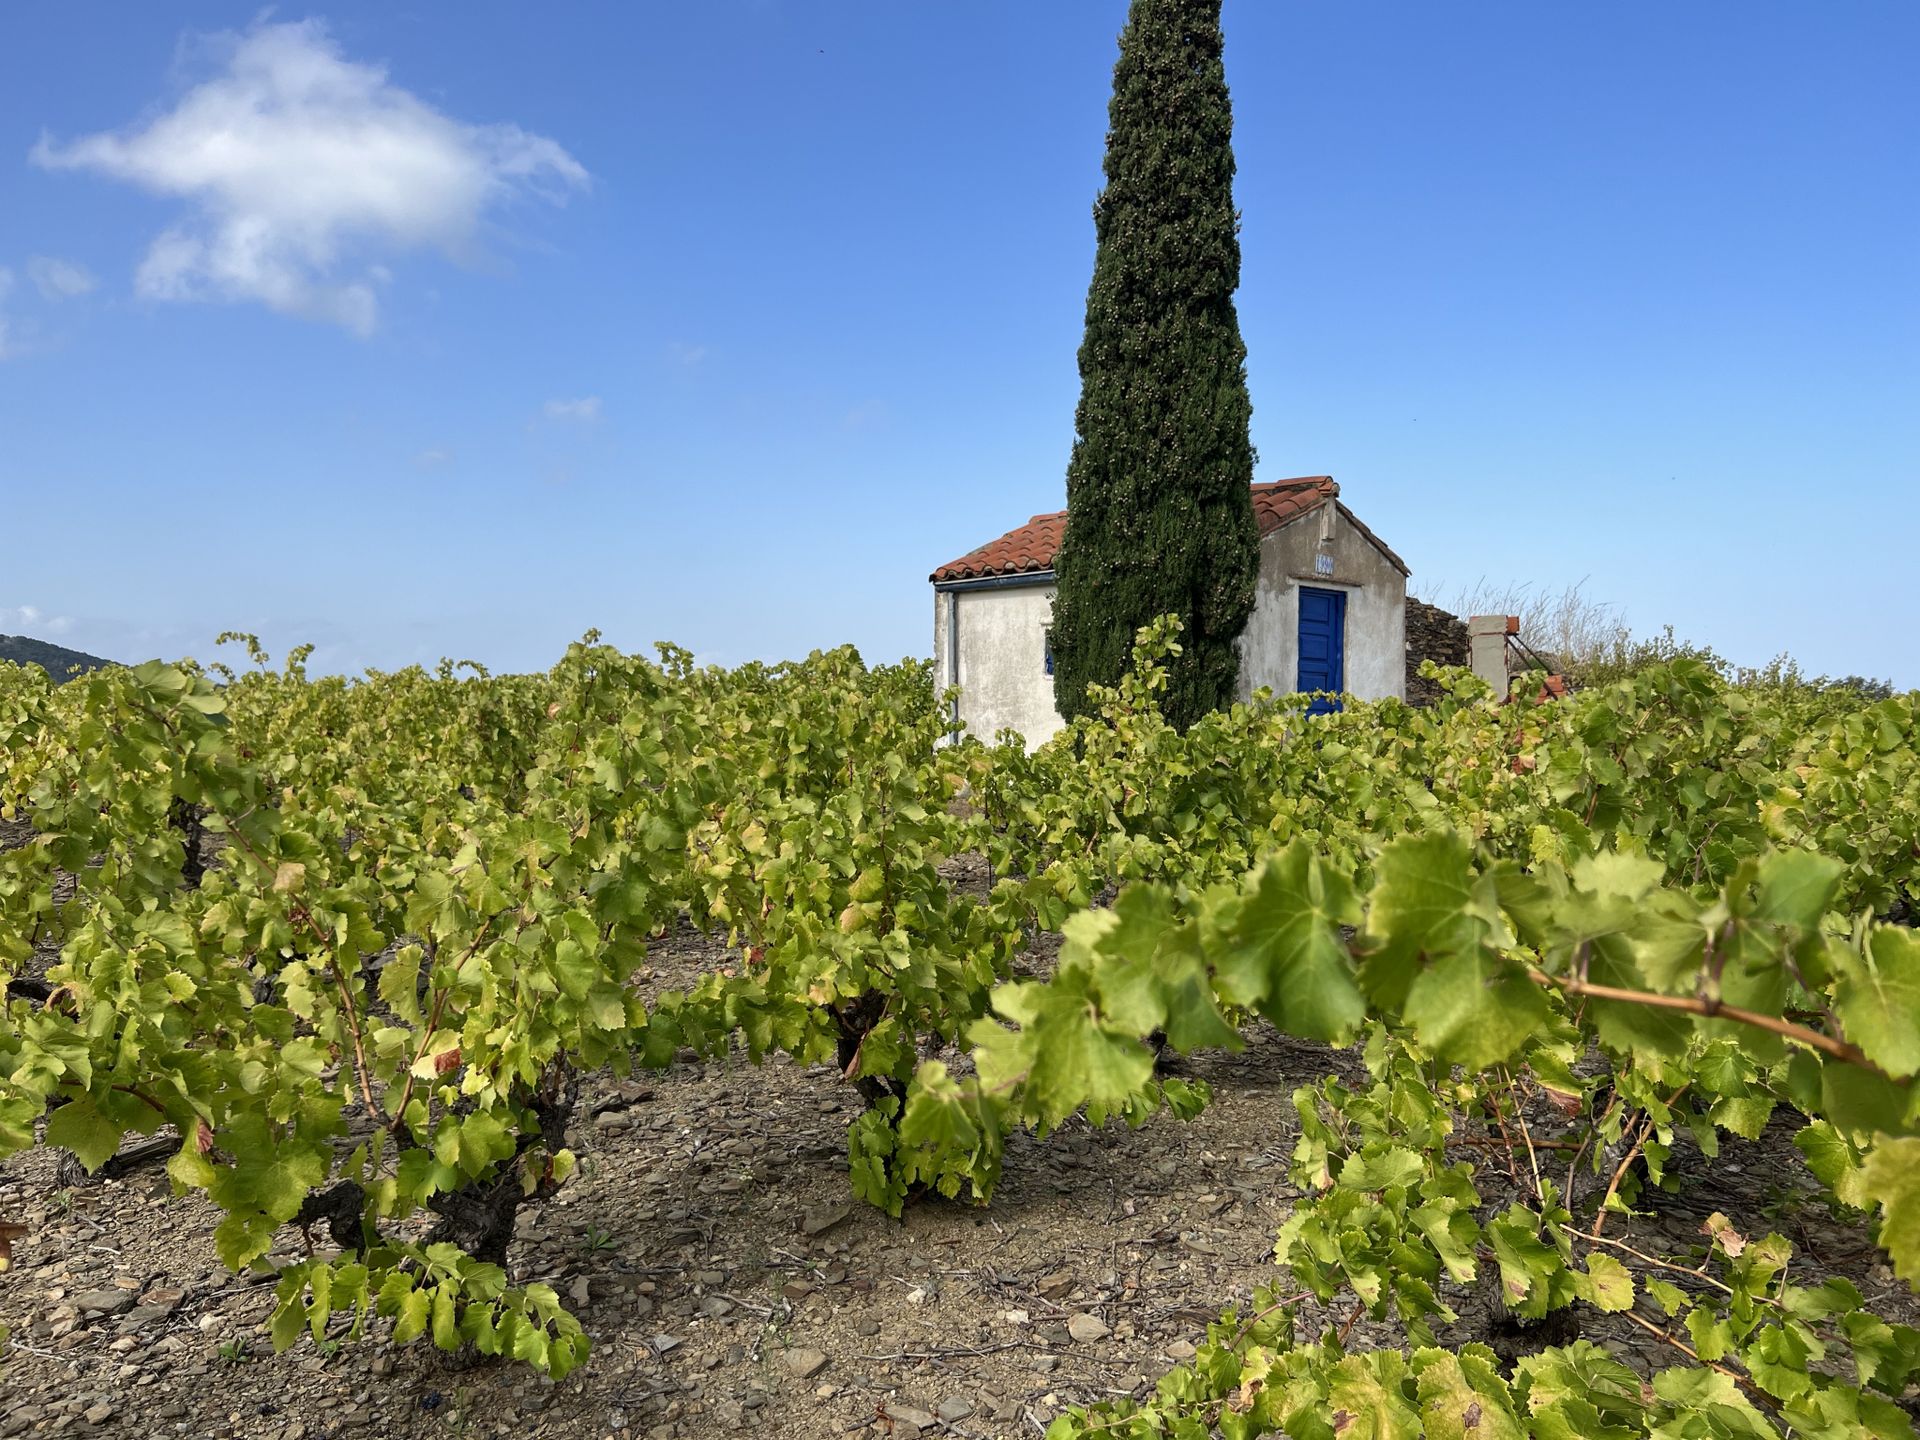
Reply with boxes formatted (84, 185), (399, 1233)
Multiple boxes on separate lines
(933, 581), (1064, 747)
(1235, 504), (1407, 703)
(1468, 614), (1515, 697)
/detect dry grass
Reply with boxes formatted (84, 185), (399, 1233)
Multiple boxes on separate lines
(1438, 577), (1629, 680)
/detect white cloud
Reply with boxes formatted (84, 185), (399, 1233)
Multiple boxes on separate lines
(26, 256), (96, 300)
(0, 267), (13, 359)
(30, 19), (588, 336)
(542, 396), (601, 422)
(2, 604), (75, 636)
(412, 446), (452, 470)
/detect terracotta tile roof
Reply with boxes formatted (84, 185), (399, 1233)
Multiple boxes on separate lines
(929, 510), (1069, 583)
(1250, 475), (1337, 535)
(932, 476), (1401, 583)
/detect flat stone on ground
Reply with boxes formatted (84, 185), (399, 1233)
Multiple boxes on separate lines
(799, 1203), (851, 1237)
(73, 1290), (135, 1318)
(1067, 1313), (1111, 1343)
(781, 1347), (828, 1379)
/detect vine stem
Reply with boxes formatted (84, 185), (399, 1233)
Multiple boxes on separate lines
(321, 949), (381, 1117)
(1618, 1307), (1775, 1408)
(1581, 1231), (1736, 1298)
(1219, 1290), (1313, 1352)
(1501, 1068), (1545, 1206)
(1529, 969), (1886, 1077)
(221, 816), (381, 1116)
(1479, 1082), (1524, 1184)
(1336, 1301), (1366, 1345)
(1589, 1083), (1688, 1239)
(1453, 1133), (1581, 1154)
(387, 913), (513, 1136)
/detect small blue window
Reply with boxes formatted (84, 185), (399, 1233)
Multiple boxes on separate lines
(1043, 631), (1055, 676)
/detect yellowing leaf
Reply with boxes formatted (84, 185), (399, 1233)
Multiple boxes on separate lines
(1573, 1253), (1634, 1313)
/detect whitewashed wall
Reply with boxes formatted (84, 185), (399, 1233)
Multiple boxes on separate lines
(933, 581), (1064, 747)
(1235, 506), (1408, 702)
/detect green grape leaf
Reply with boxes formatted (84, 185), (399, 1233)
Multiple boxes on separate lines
(1834, 929), (1920, 1080)
(1649, 1367), (1775, 1437)
(1403, 949), (1549, 1072)
(1751, 849), (1844, 930)
(392, 1287), (430, 1345)
(376, 946), (424, 1025)
(1412, 1350), (1524, 1440)
(1822, 1062), (1913, 1139)
(1585, 935), (1693, 1057)
(1563, 852), (1666, 941)
(991, 977), (1155, 1129)
(1212, 842), (1364, 1042)
(1361, 830), (1478, 1013)
(1338, 1146), (1425, 1192)
(1862, 1135), (1920, 1287)
(1644, 1277), (1688, 1316)
(1514, 1340), (1646, 1425)
(207, 1114), (331, 1233)
(43, 1094), (125, 1175)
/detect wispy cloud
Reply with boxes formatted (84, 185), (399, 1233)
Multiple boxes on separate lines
(26, 256), (95, 300)
(1, 604), (75, 637)
(542, 396), (601, 423)
(668, 341), (709, 368)
(30, 19), (588, 337)
(412, 447), (453, 471)
(0, 268), (13, 359)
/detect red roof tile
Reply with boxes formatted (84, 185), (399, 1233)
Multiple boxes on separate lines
(929, 510), (1069, 583)
(1249, 475), (1337, 536)
(931, 476), (1373, 583)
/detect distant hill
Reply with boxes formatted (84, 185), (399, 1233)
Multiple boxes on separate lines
(0, 634), (117, 681)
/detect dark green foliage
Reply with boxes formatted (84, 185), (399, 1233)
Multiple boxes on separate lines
(1049, 0), (1261, 729)
(1833, 675), (1898, 702)
(0, 634), (115, 682)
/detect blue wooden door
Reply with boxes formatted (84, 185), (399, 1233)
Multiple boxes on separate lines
(1296, 587), (1347, 714)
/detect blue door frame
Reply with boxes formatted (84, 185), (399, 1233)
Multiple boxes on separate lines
(1296, 586), (1347, 714)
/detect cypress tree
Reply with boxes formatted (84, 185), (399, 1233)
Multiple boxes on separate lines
(1049, 0), (1260, 728)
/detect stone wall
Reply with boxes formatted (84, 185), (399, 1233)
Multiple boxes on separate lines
(1404, 597), (1469, 705)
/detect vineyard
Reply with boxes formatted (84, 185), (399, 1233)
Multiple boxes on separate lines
(3, 622), (1919, 1439)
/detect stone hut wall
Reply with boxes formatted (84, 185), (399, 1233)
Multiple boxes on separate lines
(1405, 597), (1469, 705)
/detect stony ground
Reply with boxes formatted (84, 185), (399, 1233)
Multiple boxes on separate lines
(4, 916), (1915, 1440)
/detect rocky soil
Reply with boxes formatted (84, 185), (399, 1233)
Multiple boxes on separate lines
(4, 917), (1915, 1439)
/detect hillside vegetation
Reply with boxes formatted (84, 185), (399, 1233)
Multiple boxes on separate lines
(0, 634), (115, 682)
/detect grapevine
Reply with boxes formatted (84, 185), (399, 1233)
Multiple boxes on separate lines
(3, 618), (1917, 1437)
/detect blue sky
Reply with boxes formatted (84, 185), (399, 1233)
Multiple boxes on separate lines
(2, 4), (1915, 682)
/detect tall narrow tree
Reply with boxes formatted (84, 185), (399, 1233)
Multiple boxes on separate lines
(1049, 0), (1260, 728)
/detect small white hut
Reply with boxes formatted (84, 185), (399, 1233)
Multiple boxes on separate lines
(930, 476), (1409, 745)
